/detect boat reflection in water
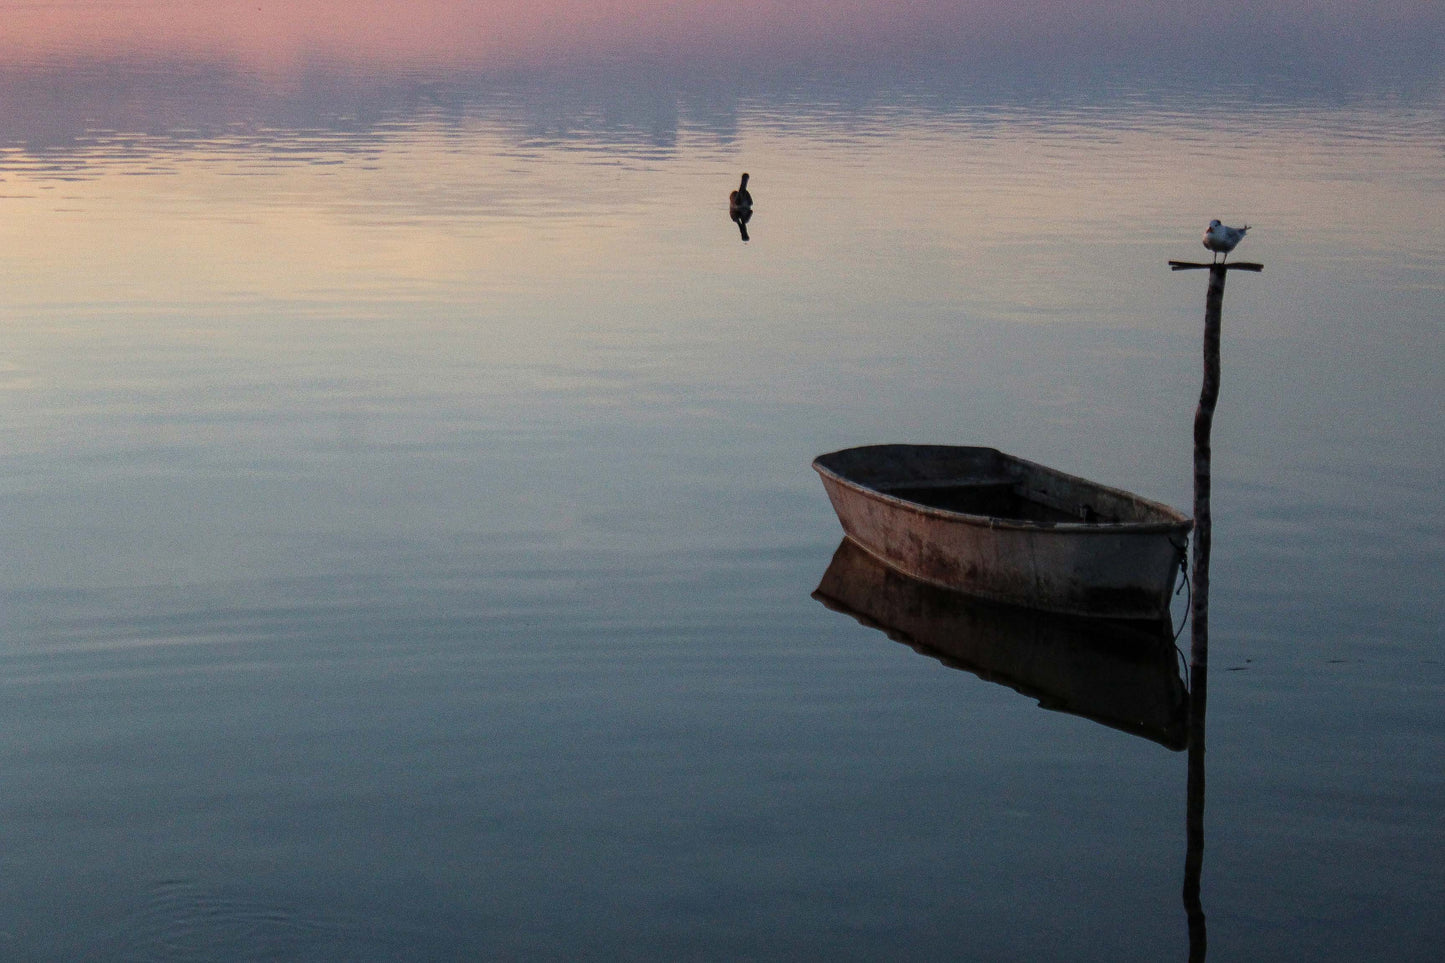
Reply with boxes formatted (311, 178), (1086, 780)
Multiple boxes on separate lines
(814, 536), (1210, 955)
(812, 537), (1189, 749)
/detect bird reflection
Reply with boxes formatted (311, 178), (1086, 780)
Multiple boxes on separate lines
(729, 172), (753, 242)
(730, 207), (752, 242)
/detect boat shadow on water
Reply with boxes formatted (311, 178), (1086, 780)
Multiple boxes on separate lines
(812, 536), (1190, 749)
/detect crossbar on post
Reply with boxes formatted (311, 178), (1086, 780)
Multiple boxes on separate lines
(1169, 260), (1263, 272)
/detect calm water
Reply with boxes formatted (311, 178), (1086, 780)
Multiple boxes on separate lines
(2, 9), (1443, 960)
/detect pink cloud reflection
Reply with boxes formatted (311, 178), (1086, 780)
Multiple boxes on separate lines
(1, 0), (1435, 75)
(3, 0), (970, 68)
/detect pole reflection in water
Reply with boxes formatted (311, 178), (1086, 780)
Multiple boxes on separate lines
(1171, 260), (1253, 962)
(813, 537), (1189, 749)
(1183, 655), (1207, 960)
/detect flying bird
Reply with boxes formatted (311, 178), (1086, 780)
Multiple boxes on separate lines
(1203, 220), (1249, 262)
(729, 173), (752, 214)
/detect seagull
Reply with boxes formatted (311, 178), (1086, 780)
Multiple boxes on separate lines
(729, 173), (752, 214)
(1203, 220), (1249, 262)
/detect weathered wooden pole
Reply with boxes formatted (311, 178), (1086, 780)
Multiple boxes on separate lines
(1167, 257), (1260, 668)
(1184, 265), (1223, 963)
(1168, 256), (1261, 962)
(1192, 266), (1223, 679)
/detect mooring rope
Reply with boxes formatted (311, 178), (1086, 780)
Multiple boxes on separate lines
(1170, 544), (1192, 688)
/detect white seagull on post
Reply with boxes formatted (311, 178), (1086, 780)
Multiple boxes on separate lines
(1203, 220), (1249, 262)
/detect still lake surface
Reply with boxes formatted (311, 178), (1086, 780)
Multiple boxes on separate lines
(1, 18), (1443, 961)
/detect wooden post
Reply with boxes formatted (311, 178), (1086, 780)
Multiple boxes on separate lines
(1167, 258), (1260, 678)
(1168, 257), (1261, 962)
(1189, 264), (1229, 707)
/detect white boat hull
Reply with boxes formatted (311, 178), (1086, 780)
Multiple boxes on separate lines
(813, 445), (1191, 620)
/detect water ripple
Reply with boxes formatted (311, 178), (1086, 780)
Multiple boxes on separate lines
(105, 878), (417, 962)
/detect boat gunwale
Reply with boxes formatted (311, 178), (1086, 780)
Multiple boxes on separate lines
(812, 446), (1193, 536)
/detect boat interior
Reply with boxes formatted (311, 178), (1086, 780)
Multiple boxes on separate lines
(879, 480), (1090, 523)
(816, 446), (1184, 527)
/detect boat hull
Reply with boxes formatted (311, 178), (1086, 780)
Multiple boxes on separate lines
(813, 445), (1191, 620)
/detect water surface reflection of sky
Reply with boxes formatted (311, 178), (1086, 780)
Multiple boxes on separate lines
(3, 1), (1442, 623)
(6, 0), (1438, 67)
(3, 0), (1442, 146)
(1, 3), (1443, 962)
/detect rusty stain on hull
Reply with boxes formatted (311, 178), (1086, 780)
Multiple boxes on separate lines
(813, 445), (1192, 620)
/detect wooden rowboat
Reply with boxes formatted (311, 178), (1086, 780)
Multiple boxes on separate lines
(813, 445), (1191, 621)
